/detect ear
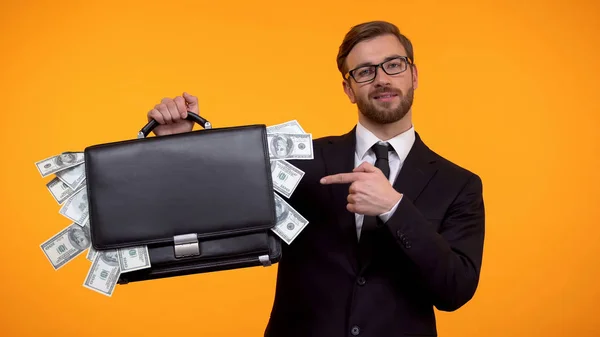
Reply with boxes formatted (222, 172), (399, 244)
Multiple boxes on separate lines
(411, 64), (419, 90)
(342, 79), (357, 104)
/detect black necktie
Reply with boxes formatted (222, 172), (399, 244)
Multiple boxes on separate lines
(360, 143), (391, 236)
(357, 142), (392, 269)
(372, 143), (391, 180)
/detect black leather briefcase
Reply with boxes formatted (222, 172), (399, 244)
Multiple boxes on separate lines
(83, 113), (282, 284)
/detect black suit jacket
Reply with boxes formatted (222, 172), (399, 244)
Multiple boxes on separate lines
(264, 128), (485, 337)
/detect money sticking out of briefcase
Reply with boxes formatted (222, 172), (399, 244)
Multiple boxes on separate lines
(84, 112), (282, 284)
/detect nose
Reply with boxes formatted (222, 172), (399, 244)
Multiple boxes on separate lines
(372, 66), (392, 86)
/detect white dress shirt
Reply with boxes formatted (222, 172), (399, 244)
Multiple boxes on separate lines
(354, 122), (416, 239)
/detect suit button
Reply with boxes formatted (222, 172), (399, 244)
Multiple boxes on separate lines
(396, 230), (403, 239)
(351, 325), (360, 335)
(357, 277), (366, 286)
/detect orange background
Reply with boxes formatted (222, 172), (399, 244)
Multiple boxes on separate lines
(1, 0), (599, 336)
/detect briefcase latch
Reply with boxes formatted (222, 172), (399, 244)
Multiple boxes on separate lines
(258, 254), (271, 267)
(173, 233), (200, 258)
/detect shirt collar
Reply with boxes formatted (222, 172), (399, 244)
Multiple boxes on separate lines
(355, 121), (416, 162)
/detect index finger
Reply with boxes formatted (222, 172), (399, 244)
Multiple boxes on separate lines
(173, 96), (188, 119)
(183, 92), (199, 114)
(320, 172), (364, 185)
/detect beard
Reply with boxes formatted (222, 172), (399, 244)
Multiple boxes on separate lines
(356, 85), (414, 124)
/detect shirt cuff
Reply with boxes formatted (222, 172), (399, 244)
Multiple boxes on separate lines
(378, 195), (403, 223)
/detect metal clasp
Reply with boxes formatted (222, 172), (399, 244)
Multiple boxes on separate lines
(258, 254), (271, 267)
(174, 233), (199, 258)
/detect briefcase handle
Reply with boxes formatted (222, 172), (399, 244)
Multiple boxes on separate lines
(137, 112), (212, 139)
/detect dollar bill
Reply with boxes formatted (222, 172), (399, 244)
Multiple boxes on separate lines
(86, 245), (98, 261)
(46, 177), (85, 205)
(271, 193), (309, 245)
(118, 246), (151, 273)
(267, 133), (313, 160)
(266, 120), (306, 134)
(59, 187), (89, 225)
(35, 152), (84, 178)
(55, 163), (86, 190)
(271, 160), (305, 198)
(83, 250), (121, 297)
(40, 222), (91, 270)
(267, 120), (308, 197)
(85, 217), (97, 261)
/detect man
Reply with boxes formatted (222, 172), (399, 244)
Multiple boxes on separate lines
(147, 20), (485, 337)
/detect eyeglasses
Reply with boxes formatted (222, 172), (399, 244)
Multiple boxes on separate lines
(344, 56), (413, 83)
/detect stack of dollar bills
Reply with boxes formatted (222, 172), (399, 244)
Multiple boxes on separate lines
(36, 120), (313, 297)
(266, 120), (313, 245)
(36, 152), (152, 297)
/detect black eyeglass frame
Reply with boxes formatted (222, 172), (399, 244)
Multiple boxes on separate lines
(344, 56), (414, 83)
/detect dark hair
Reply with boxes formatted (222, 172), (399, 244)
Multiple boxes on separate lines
(336, 21), (414, 77)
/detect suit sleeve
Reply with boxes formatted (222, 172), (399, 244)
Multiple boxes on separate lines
(383, 173), (485, 312)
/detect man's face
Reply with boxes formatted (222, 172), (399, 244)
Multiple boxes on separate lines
(343, 34), (418, 124)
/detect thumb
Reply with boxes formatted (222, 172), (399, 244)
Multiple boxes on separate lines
(353, 161), (378, 173)
(182, 92), (199, 114)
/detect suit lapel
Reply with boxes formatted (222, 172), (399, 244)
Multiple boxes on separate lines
(392, 132), (439, 203)
(322, 128), (360, 272)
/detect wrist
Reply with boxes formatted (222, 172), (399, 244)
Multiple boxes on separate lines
(384, 191), (403, 213)
(378, 191), (403, 222)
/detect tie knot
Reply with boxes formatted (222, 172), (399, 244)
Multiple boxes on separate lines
(372, 143), (391, 160)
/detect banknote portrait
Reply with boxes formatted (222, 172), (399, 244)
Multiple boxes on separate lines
(270, 135), (293, 159)
(101, 251), (119, 266)
(55, 152), (77, 167)
(67, 225), (90, 250)
(275, 200), (289, 223)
